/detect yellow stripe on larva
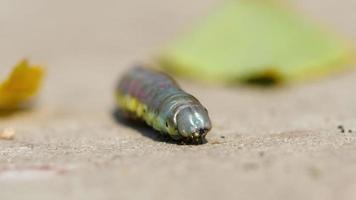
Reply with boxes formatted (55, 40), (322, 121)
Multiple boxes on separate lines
(116, 92), (178, 136)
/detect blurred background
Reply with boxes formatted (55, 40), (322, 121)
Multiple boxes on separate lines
(1, 0), (356, 199)
(0, 0), (222, 111)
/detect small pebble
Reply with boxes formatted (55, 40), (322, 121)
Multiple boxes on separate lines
(210, 140), (221, 145)
(337, 125), (345, 133)
(0, 128), (15, 140)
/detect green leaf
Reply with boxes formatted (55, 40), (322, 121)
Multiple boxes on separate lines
(159, 0), (352, 85)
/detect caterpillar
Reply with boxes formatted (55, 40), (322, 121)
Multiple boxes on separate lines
(116, 66), (212, 144)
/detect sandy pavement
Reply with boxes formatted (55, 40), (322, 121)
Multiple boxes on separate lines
(1, 0), (356, 199)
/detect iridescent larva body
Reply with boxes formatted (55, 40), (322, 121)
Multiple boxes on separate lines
(116, 67), (212, 144)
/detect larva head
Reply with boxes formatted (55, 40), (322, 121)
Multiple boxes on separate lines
(176, 105), (212, 144)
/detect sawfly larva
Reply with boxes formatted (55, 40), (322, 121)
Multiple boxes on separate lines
(116, 66), (212, 144)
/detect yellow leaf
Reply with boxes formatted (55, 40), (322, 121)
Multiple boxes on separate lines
(0, 59), (45, 110)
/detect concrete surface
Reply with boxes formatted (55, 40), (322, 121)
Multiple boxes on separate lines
(1, 0), (356, 199)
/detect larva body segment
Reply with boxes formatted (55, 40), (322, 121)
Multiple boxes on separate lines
(116, 67), (212, 144)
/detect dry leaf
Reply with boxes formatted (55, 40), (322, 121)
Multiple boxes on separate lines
(0, 59), (44, 110)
